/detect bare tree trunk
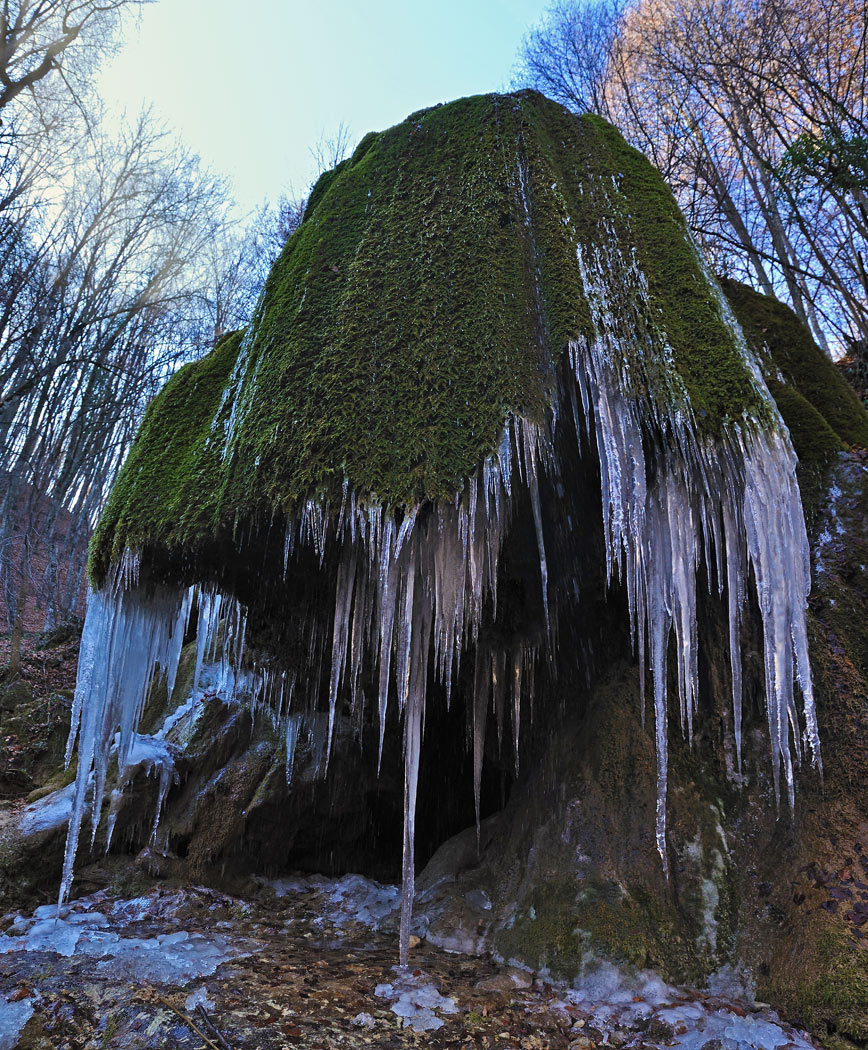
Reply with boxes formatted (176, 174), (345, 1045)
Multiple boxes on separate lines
(8, 539), (29, 674)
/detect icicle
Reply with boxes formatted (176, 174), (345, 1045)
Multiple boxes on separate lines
(472, 646), (490, 848)
(511, 646), (522, 776)
(376, 518), (397, 769)
(722, 497), (746, 772)
(285, 716), (301, 783)
(327, 543), (357, 763)
(492, 649), (506, 753)
(398, 583), (431, 967)
(59, 583), (189, 908)
(740, 428), (821, 803)
(569, 205), (820, 865)
(525, 438), (550, 639)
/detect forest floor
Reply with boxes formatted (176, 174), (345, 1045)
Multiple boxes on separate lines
(0, 874), (819, 1050)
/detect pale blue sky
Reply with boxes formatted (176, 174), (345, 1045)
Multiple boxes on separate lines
(98, 0), (550, 214)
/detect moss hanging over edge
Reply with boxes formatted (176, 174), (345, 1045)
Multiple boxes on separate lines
(88, 93), (780, 589)
(88, 330), (245, 586)
(721, 278), (868, 451)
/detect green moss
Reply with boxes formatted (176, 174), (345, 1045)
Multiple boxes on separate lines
(495, 878), (596, 978)
(722, 278), (868, 449)
(350, 131), (378, 165)
(90, 329), (244, 582)
(89, 92), (778, 586)
(764, 931), (868, 1046)
(303, 158), (350, 222)
(25, 757), (77, 802)
(766, 382), (843, 521)
(766, 382), (844, 468)
(495, 875), (702, 982)
(138, 640), (197, 737)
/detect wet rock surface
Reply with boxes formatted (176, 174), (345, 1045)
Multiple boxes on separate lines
(0, 877), (819, 1050)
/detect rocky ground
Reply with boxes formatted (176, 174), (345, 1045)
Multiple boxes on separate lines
(0, 874), (819, 1050)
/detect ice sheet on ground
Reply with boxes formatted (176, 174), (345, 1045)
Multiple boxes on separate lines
(375, 967), (458, 1032)
(558, 961), (815, 1050)
(185, 987), (216, 1013)
(267, 873), (400, 928)
(669, 1009), (814, 1050)
(0, 897), (246, 982)
(0, 995), (33, 1050)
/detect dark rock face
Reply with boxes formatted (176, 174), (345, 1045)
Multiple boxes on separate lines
(413, 451), (868, 1046)
(741, 453), (868, 1046)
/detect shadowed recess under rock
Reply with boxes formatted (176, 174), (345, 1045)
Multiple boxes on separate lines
(60, 91), (821, 967)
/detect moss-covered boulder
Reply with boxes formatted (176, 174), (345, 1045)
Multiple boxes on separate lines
(721, 278), (868, 463)
(90, 92), (772, 586)
(57, 91), (868, 1045)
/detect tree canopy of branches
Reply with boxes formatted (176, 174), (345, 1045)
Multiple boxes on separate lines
(0, 0), (279, 662)
(0, 0), (148, 114)
(518, 0), (868, 353)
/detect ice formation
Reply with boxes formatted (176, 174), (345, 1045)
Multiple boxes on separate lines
(0, 995), (33, 1050)
(268, 873), (401, 930)
(375, 968), (459, 1032)
(544, 961), (816, 1050)
(59, 172), (821, 969)
(0, 897), (249, 983)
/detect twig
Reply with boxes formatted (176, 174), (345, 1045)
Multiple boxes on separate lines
(156, 995), (221, 1050)
(196, 1004), (234, 1050)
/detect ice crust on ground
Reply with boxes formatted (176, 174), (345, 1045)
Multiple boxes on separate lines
(264, 874), (816, 1049)
(550, 961), (815, 1050)
(0, 899), (245, 982)
(0, 995), (33, 1050)
(267, 873), (401, 929)
(61, 167), (821, 965)
(185, 987), (217, 1013)
(375, 967), (459, 1032)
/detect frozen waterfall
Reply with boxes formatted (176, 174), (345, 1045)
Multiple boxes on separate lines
(59, 236), (820, 968)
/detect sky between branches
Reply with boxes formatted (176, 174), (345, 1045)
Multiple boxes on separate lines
(97, 0), (547, 214)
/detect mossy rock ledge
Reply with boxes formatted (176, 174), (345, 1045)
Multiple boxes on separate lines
(66, 92), (868, 1043)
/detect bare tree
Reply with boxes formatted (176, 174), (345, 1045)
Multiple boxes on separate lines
(0, 0), (148, 115)
(516, 0), (627, 116)
(0, 2), (338, 658)
(517, 0), (868, 351)
(0, 107), (239, 659)
(310, 121), (352, 175)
